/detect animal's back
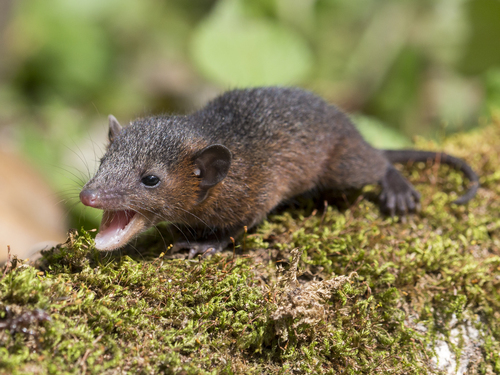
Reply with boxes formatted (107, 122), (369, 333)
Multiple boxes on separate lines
(192, 87), (358, 186)
(192, 87), (345, 150)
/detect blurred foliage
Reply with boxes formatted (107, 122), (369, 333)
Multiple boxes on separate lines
(0, 0), (500, 228)
(191, 0), (313, 86)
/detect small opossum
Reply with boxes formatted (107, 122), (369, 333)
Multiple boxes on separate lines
(80, 87), (479, 258)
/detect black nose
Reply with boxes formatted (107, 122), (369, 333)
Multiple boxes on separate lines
(80, 189), (100, 208)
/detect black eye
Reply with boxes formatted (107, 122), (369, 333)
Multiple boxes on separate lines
(141, 175), (160, 187)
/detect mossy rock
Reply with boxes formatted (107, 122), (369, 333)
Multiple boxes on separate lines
(1, 120), (500, 374)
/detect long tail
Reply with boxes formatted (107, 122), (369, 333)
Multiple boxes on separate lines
(383, 149), (479, 205)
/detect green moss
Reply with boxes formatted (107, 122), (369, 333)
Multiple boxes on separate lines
(2, 120), (500, 373)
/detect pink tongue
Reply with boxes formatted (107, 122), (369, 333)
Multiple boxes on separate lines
(95, 210), (136, 249)
(102, 210), (135, 233)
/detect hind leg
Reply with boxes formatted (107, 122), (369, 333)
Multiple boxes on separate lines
(320, 140), (420, 217)
(379, 165), (420, 217)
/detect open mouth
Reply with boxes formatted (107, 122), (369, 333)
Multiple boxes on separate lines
(94, 210), (146, 250)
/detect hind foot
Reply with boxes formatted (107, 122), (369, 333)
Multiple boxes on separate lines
(379, 165), (421, 218)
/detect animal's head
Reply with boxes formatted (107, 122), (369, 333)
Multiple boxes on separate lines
(80, 115), (231, 250)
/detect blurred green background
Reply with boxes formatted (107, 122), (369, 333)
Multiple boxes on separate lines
(1, 0), (500, 230)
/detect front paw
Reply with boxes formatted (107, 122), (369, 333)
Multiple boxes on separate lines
(171, 241), (223, 259)
(379, 166), (421, 217)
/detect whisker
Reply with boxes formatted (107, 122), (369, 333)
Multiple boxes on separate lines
(125, 199), (193, 249)
(174, 205), (219, 242)
(62, 143), (93, 182)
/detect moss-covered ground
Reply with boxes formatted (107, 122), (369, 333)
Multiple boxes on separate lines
(1, 119), (500, 374)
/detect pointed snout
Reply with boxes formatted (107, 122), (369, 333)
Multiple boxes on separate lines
(80, 189), (101, 208)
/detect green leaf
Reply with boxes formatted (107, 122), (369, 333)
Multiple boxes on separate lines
(190, 0), (313, 87)
(352, 114), (412, 149)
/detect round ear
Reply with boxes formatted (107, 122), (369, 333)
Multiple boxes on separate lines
(108, 115), (123, 144)
(194, 144), (232, 190)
